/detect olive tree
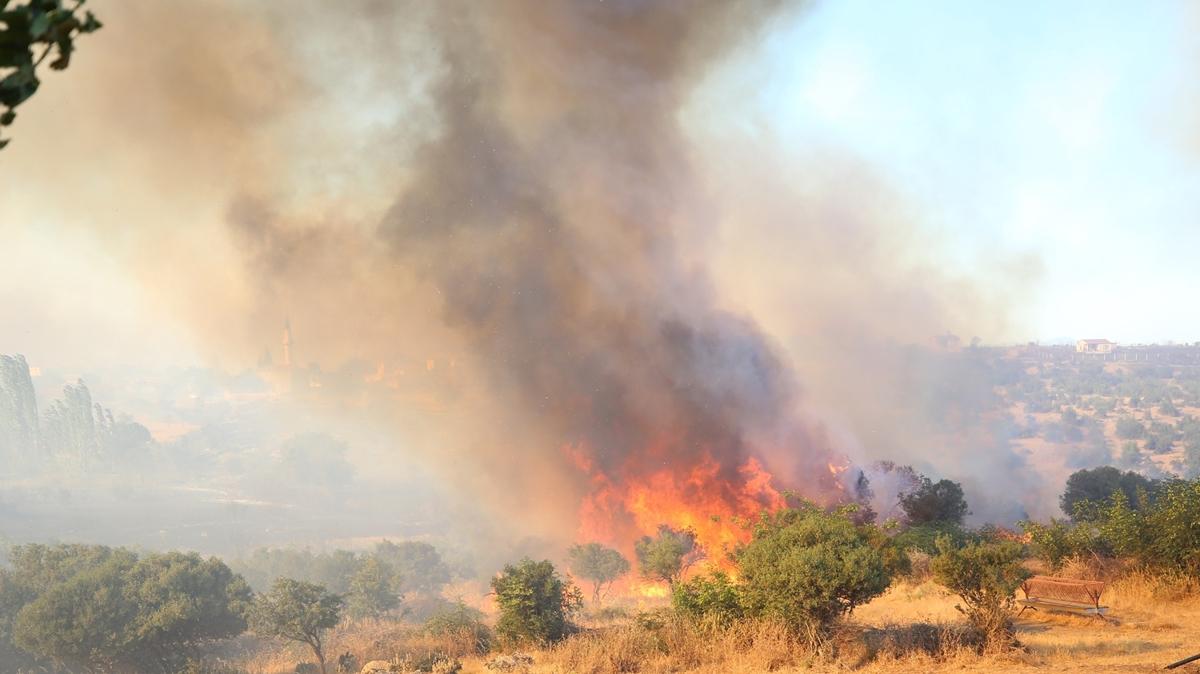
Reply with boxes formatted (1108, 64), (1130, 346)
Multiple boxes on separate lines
(9, 548), (251, 672)
(634, 525), (703, 590)
(931, 536), (1030, 650)
(12, 554), (136, 670)
(250, 578), (343, 674)
(736, 503), (891, 643)
(1060, 466), (1157, 520)
(346, 557), (400, 620)
(566, 542), (630, 603)
(899, 476), (969, 525)
(491, 558), (581, 647)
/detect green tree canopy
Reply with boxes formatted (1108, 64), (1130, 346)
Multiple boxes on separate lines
(566, 542), (630, 603)
(6, 546), (250, 672)
(931, 536), (1030, 650)
(899, 476), (969, 526)
(491, 558), (581, 647)
(736, 503), (891, 640)
(1060, 465), (1157, 520)
(12, 553), (136, 670)
(250, 578), (343, 674)
(634, 525), (703, 590)
(346, 557), (400, 620)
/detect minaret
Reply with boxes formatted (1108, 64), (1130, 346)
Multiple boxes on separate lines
(282, 320), (292, 368)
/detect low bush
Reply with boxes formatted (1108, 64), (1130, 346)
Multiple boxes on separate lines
(423, 602), (492, 654)
(737, 502), (892, 645)
(491, 559), (582, 647)
(930, 536), (1029, 651)
(671, 571), (743, 626)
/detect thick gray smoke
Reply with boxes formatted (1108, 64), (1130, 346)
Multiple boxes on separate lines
(378, 1), (841, 525)
(0, 0), (1044, 552)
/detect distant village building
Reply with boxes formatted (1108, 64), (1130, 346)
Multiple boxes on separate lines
(1076, 339), (1115, 354)
(281, 319), (293, 368)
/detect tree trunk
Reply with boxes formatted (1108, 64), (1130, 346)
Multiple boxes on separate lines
(308, 636), (327, 674)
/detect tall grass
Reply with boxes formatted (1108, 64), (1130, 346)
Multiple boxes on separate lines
(1106, 570), (1200, 610)
(231, 618), (484, 674)
(544, 614), (980, 674)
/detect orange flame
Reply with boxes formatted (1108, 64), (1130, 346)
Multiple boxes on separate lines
(568, 440), (786, 591)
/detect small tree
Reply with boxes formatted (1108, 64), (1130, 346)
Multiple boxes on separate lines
(491, 559), (581, 647)
(346, 557), (400, 620)
(566, 543), (630, 603)
(899, 477), (969, 526)
(250, 578), (343, 674)
(737, 503), (890, 643)
(634, 525), (703, 590)
(931, 536), (1030, 650)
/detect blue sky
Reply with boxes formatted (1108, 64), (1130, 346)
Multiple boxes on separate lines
(748, 0), (1200, 343)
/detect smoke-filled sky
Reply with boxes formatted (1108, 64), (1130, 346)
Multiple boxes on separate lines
(2, 1), (1198, 373)
(3, 1), (1198, 372)
(1, 1), (1198, 538)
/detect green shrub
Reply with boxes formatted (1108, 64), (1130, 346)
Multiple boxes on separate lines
(892, 521), (971, 556)
(491, 559), (581, 647)
(1136, 479), (1200, 574)
(671, 571), (742, 625)
(930, 536), (1029, 650)
(1019, 519), (1074, 572)
(423, 602), (493, 654)
(736, 503), (891, 642)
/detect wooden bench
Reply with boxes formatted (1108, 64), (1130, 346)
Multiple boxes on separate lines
(1017, 575), (1108, 618)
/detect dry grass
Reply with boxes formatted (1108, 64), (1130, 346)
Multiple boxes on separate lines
(229, 574), (1200, 674)
(537, 618), (812, 674)
(230, 619), (484, 674)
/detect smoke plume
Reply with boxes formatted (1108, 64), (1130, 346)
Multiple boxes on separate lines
(0, 0), (1040, 552)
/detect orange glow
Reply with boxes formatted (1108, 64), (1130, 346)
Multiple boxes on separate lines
(568, 439), (787, 591)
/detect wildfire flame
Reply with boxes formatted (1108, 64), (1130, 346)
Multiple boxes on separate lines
(567, 440), (787, 593)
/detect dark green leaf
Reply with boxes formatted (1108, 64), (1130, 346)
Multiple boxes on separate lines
(29, 11), (48, 38)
